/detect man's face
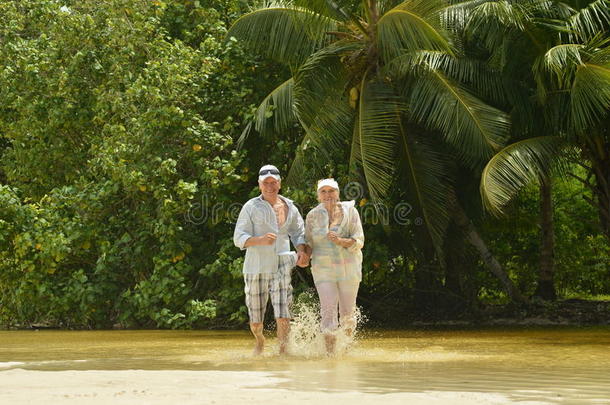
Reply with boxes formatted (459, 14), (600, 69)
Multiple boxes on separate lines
(259, 177), (280, 197)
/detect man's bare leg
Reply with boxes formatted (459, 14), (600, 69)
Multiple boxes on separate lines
(250, 322), (265, 355)
(276, 317), (290, 355)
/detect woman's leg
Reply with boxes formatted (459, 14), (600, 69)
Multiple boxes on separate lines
(337, 281), (360, 336)
(315, 282), (339, 354)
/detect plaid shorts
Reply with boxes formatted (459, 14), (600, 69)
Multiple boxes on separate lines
(244, 254), (296, 323)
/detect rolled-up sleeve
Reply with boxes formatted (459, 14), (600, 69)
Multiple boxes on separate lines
(304, 211), (314, 247)
(288, 206), (306, 248)
(347, 206), (364, 252)
(233, 203), (253, 250)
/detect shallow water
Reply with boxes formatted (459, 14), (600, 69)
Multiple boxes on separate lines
(1, 327), (609, 404)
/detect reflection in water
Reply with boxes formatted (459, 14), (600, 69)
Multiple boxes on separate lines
(1, 327), (609, 404)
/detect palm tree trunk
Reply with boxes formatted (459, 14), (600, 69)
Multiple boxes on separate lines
(592, 159), (610, 242)
(584, 130), (610, 242)
(453, 202), (528, 304)
(534, 175), (556, 300)
(413, 242), (443, 315)
(443, 223), (474, 314)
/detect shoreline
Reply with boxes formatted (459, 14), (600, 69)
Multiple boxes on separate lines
(3, 299), (610, 331)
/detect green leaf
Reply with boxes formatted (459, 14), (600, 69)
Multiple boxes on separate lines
(480, 136), (573, 214)
(356, 77), (399, 200)
(564, 0), (610, 42)
(571, 50), (610, 131)
(404, 66), (509, 167)
(395, 124), (452, 258)
(238, 77), (296, 146)
(293, 40), (360, 128)
(377, 0), (454, 62)
(227, 4), (338, 66)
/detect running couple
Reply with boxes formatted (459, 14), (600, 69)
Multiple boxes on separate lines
(233, 164), (364, 355)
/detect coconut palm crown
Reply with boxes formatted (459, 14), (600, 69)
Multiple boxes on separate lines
(228, 0), (512, 254)
(468, 0), (610, 238)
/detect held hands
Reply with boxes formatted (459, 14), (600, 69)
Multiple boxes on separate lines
(296, 251), (310, 267)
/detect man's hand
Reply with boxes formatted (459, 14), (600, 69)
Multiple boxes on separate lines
(296, 250), (310, 267)
(259, 233), (277, 245)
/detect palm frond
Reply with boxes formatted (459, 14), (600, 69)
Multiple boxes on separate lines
(355, 78), (401, 200)
(480, 136), (572, 214)
(565, 0), (610, 42)
(377, 0), (455, 62)
(467, 0), (531, 30)
(571, 51), (610, 131)
(293, 41), (360, 128)
(227, 4), (338, 66)
(285, 131), (333, 186)
(385, 50), (513, 105)
(293, 0), (361, 21)
(464, 0), (532, 52)
(532, 43), (585, 101)
(440, 0), (489, 32)
(303, 99), (355, 152)
(396, 124), (453, 257)
(405, 67), (510, 167)
(238, 78), (296, 147)
(349, 110), (363, 177)
(543, 43), (586, 73)
(285, 94), (355, 185)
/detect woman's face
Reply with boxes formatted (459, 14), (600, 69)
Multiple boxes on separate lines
(317, 186), (339, 204)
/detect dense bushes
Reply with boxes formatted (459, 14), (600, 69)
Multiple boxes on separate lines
(0, 0), (257, 328)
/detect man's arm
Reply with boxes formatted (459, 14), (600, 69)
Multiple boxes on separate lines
(233, 203), (253, 250)
(244, 233), (277, 247)
(288, 206), (307, 247)
(288, 207), (309, 266)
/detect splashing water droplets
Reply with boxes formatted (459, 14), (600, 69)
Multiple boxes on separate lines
(286, 290), (365, 358)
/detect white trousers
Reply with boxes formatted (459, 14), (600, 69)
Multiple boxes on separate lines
(315, 281), (360, 333)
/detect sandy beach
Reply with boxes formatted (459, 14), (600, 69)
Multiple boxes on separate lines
(0, 369), (550, 405)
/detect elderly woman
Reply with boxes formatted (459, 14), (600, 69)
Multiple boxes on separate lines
(305, 178), (364, 354)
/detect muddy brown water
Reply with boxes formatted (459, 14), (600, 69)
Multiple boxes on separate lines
(1, 327), (609, 404)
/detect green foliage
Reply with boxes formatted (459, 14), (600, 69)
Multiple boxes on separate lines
(481, 170), (610, 299)
(0, 0), (267, 328)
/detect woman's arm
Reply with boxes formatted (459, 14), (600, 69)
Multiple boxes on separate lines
(344, 206), (364, 251)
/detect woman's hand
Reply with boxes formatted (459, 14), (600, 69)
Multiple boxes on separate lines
(327, 232), (355, 248)
(326, 231), (341, 245)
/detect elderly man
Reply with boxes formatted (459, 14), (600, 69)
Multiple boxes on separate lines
(233, 164), (309, 355)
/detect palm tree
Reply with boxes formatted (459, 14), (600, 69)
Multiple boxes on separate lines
(474, 0), (610, 259)
(228, 0), (526, 303)
(454, 0), (569, 300)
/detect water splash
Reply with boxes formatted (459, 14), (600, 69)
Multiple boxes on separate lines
(287, 290), (365, 358)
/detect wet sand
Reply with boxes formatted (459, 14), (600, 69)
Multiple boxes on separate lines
(0, 369), (546, 405)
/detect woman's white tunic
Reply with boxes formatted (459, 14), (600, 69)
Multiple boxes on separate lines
(305, 201), (364, 283)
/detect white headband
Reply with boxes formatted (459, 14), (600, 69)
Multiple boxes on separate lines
(317, 178), (339, 191)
